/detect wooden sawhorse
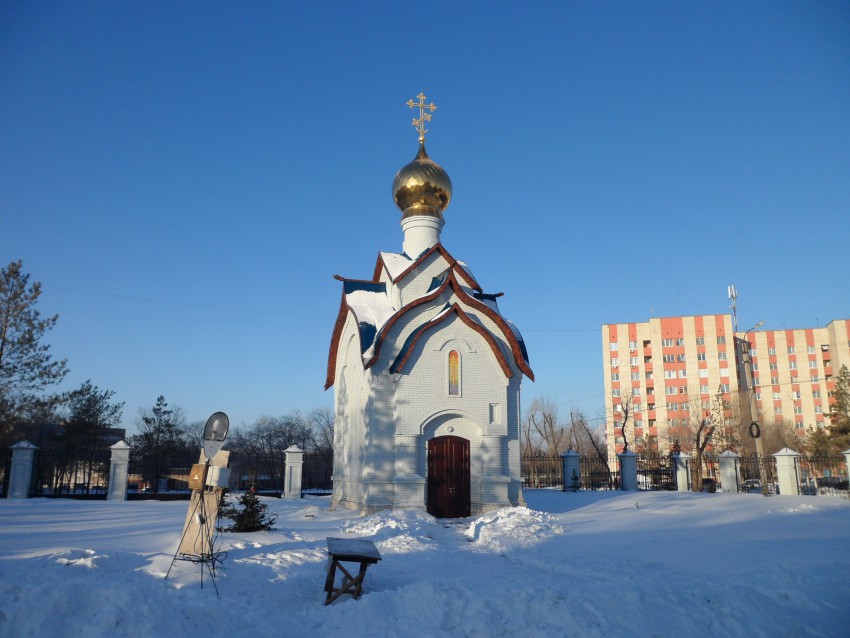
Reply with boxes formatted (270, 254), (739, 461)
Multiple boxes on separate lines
(324, 537), (382, 605)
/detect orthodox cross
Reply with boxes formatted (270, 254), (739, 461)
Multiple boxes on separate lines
(406, 93), (437, 142)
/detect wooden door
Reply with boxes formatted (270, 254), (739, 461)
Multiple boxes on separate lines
(427, 435), (470, 518)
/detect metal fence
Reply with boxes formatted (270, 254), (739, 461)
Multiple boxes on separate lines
(637, 454), (675, 491)
(796, 455), (849, 496)
(521, 454), (562, 488)
(30, 447), (112, 498)
(302, 452), (333, 493)
(521, 454), (622, 491)
(733, 455), (779, 493)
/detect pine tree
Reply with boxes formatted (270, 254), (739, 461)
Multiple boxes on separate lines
(828, 365), (850, 453)
(0, 260), (68, 444)
(219, 484), (277, 532)
(569, 468), (582, 492)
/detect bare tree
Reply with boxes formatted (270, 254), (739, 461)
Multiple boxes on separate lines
(522, 397), (567, 456)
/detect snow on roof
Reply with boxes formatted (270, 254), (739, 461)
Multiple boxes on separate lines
(346, 288), (396, 358)
(456, 259), (476, 284)
(379, 252), (412, 280)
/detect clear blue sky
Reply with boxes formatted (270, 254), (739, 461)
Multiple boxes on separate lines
(2, 1), (848, 433)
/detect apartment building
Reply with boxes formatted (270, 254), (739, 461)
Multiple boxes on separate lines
(601, 315), (850, 464)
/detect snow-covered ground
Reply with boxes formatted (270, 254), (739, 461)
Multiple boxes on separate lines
(1, 491), (848, 637)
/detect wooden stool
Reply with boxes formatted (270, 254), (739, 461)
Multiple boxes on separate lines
(323, 538), (382, 605)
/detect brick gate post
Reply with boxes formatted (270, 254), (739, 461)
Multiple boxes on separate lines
(107, 440), (131, 501)
(561, 450), (581, 492)
(8, 441), (37, 499)
(284, 445), (304, 499)
(717, 451), (740, 494)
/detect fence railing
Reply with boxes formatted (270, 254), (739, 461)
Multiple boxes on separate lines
(521, 454), (562, 488)
(30, 448), (112, 498)
(796, 455), (849, 495)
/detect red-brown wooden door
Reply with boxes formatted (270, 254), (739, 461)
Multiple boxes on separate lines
(427, 435), (470, 518)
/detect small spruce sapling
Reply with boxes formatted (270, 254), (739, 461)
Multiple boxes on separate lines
(218, 484), (277, 532)
(569, 468), (582, 492)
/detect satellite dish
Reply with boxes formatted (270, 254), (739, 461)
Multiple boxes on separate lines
(202, 411), (229, 460)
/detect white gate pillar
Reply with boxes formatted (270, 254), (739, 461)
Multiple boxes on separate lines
(284, 445), (304, 499)
(672, 453), (691, 492)
(773, 448), (801, 496)
(561, 450), (581, 492)
(843, 449), (850, 485)
(717, 451), (740, 494)
(8, 441), (37, 499)
(107, 440), (131, 501)
(618, 451), (638, 491)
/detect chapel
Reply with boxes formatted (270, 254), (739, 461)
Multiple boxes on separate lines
(325, 95), (533, 517)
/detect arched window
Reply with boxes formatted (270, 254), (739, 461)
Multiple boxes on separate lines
(448, 350), (460, 396)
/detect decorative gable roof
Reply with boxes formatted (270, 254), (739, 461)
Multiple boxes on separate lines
(327, 250), (533, 390)
(366, 270), (533, 380)
(390, 303), (514, 377)
(372, 243), (481, 292)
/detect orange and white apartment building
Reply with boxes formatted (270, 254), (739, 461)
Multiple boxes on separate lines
(601, 315), (850, 463)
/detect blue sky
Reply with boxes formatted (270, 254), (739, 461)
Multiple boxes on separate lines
(2, 1), (848, 432)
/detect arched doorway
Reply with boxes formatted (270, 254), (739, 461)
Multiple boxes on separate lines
(427, 435), (470, 518)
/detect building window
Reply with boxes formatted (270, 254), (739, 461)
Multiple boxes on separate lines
(676, 338), (684, 347)
(787, 346), (795, 354)
(448, 350), (460, 396)
(631, 372), (640, 381)
(773, 392), (782, 400)
(676, 354), (686, 362)
(768, 347), (776, 355)
(679, 386), (688, 394)
(807, 346), (816, 354)
(610, 358), (619, 367)
(630, 356), (639, 366)
(815, 406), (823, 414)
(752, 363), (759, 371)
(718, 352), (727, 361)
(809, 360), (818, 369)
(754, 392), (761, 401)
(632, 388), (640, 397)
(696, 337), (705, 346)
(812, 390), (821, 399)
(665, 386), (676, 396)
(811, 374), (819, 382)
(699, 369), (709, 378)
(610, 342), (618, 351)
(770, 377), (779, 385)
(774, 406), (782, 415)
(662, 338), (674, 347)
(678, 369), (687, 378)
(769, 362), (778, 370)
(612, 388), (621, 398)
(717, 336), (726, 345)
(697, 352), (706, 361)
(645, 371), (653, 380)
(720, 384), (730, 392)
(611, 373), (620, 381)
(700, 384), (710, 394)
(789, 361), (797, 370)
(629, 340), (638, 350)
(664, 370), (676, 379)
(794, 406), (803, 415)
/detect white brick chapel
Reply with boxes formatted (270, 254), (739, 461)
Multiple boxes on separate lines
(325, 95), (533, 517)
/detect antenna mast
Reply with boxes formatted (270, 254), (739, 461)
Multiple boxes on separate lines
(728, 284), (738, 332)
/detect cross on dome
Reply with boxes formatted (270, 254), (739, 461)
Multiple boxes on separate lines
(407, 93), (437, 142)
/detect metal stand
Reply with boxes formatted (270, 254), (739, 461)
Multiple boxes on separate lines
(164, 461), (227, 593)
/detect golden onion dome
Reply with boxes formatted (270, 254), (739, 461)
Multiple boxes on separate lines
(392, 142), (452, 219)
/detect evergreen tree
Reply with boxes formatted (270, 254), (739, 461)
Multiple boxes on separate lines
(219, 484), (277, 532)
(130, 396), (186, 493)
(64, 380), (124, 449)
(569, 468), (582, 492)
(0, 260), (68, 444)
(828, 365), (850, 453)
